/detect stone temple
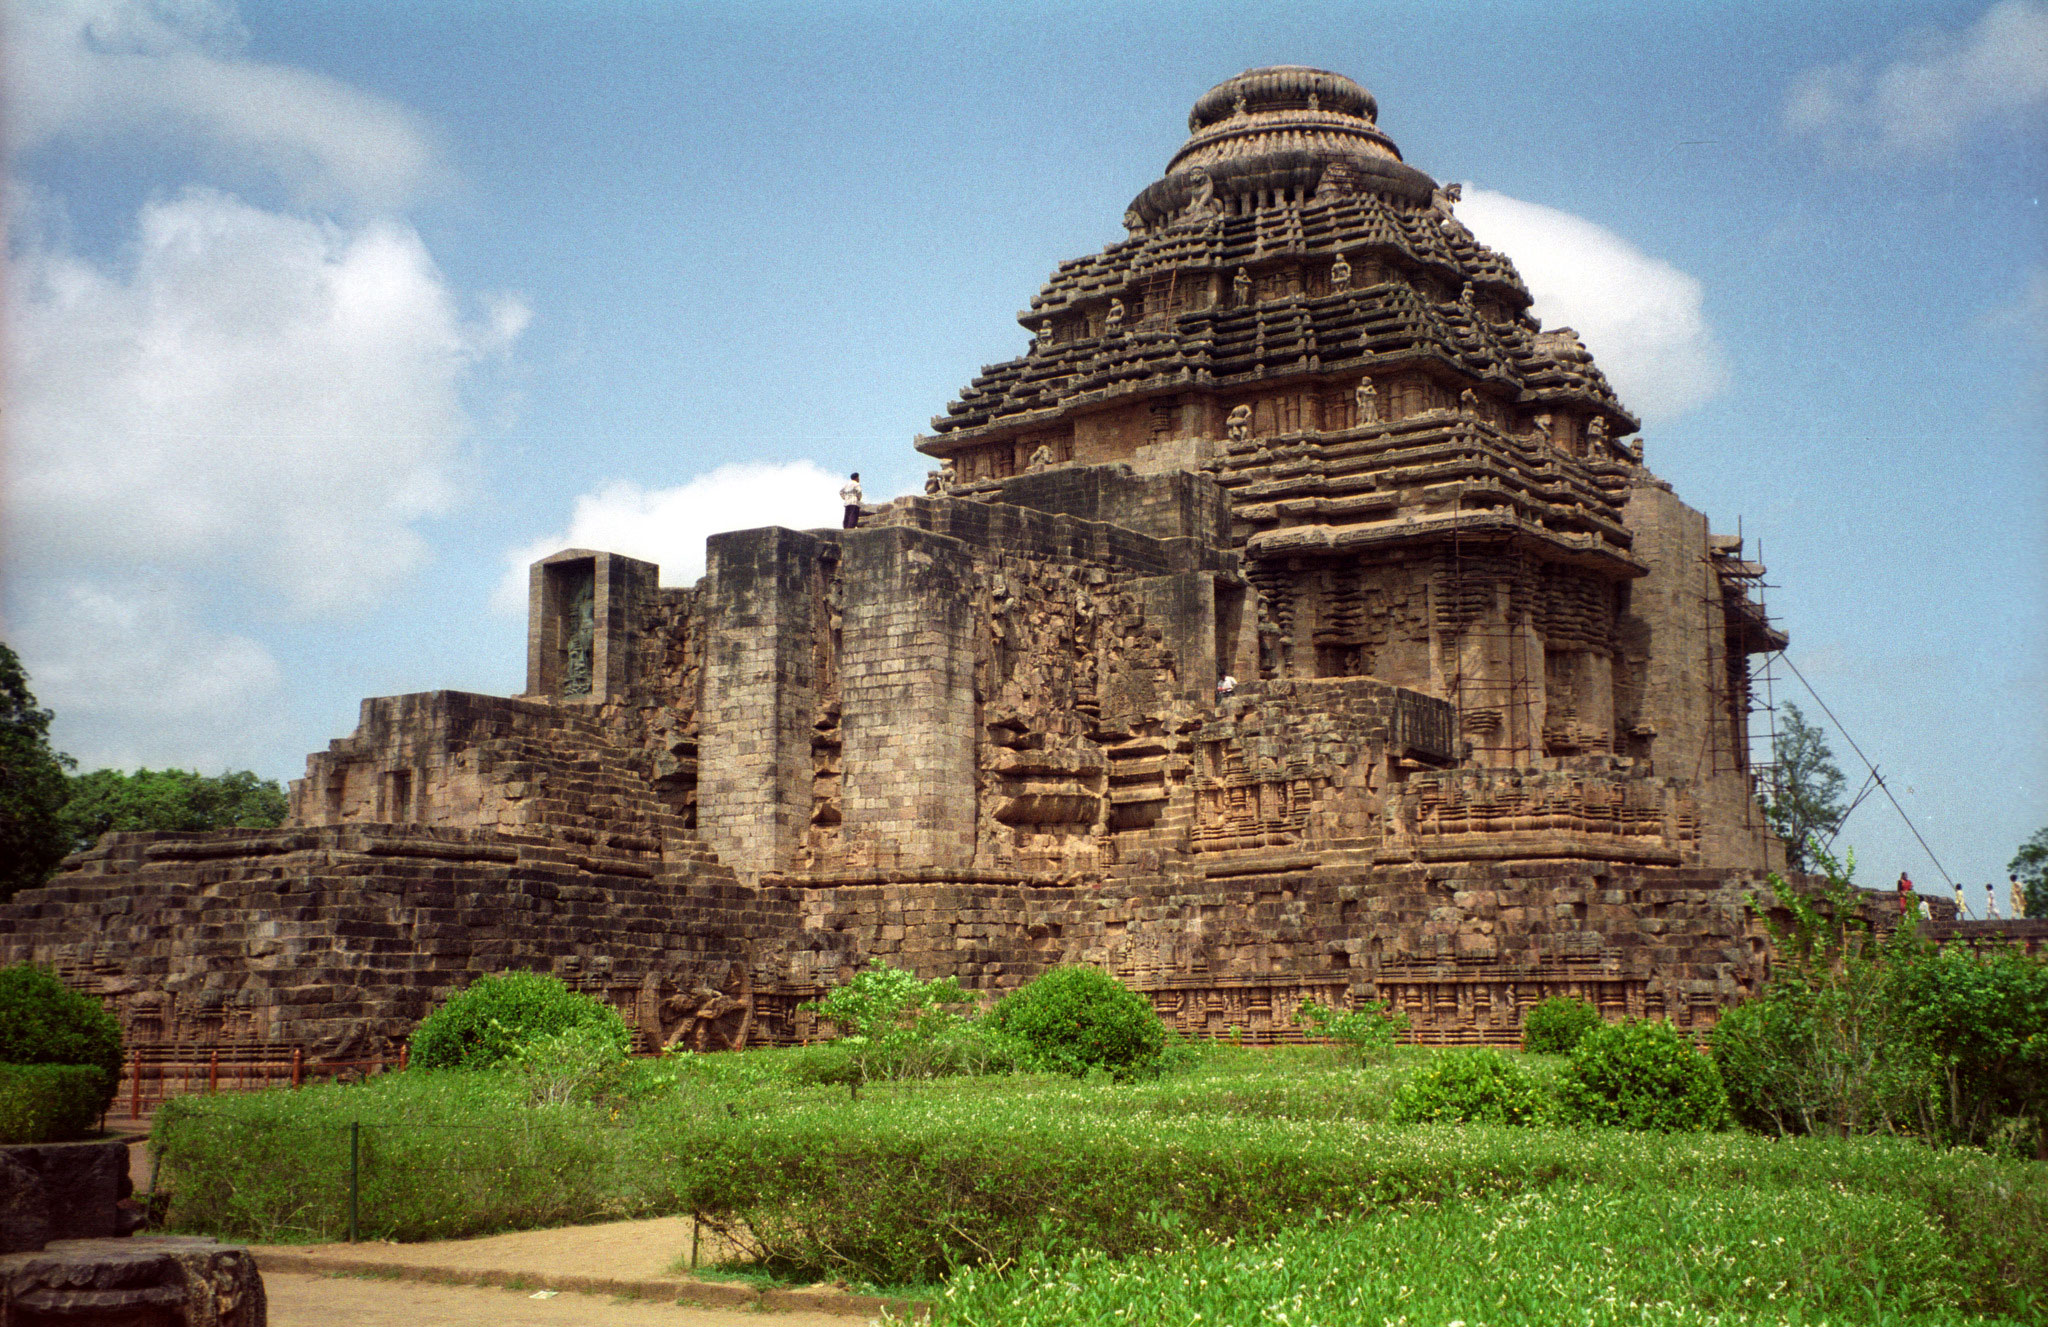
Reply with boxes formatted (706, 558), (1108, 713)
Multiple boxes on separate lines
(3, 68), (1807, 1057)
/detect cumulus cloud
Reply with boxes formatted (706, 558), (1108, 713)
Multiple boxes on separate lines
(1456, 189), (1730, 424)
(10, 579), (288, 771)
(3, 0), (521, 773)
(9, 187), (526, 615)
(6, 0), (439, 206)
(495, 463), (849, 612)
(1785, 0), (2048, 162)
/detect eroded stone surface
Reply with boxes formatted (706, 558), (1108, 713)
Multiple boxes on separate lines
(0, 1237), (263, 1326)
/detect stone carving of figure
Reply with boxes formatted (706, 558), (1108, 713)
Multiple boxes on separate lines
(1330, 250), (1351, 290)
(1183, 166), (1221, 221)
(1027, 443), (1055, 472)
(1586, 415), (1608, 454)
(1123, 207), (1144, 234)
(1354, 376), (1379, 425)
(1225, 403), (1253, 444)
(938, 457), (957, 492)
(1104, 298), (1125, 334)
(1532, 413), (1554, 446)
(1431, 181), (1462, 216)
(1307, 91), (1320, 111)
(1459, 387), (1480, 415)
(563, 577), (595, 697)
(1037, 319), (1054, 348)
(924, 469), (944, 495)
(1232, 94), (1248, 116)
(1233, 267), (1253, 305)
(1459, 281), (1475, 306)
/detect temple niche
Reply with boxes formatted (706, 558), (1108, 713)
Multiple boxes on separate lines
(6, 67), (1823, 1064)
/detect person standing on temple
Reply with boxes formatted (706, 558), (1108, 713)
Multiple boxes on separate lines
(1954, 882), (1969, 919)
(1896, 871), (1913, 914)
(840, 472), (863, 529)
(1986, 880), (2000, 921)
(2014, 873), (2029, 920)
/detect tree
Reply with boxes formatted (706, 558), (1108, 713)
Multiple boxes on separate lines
(1763, 701), (1847, 873)
(2010, 827), (2048, 919)
(58, 767), (288, 852)
(0, 643), (75, 900)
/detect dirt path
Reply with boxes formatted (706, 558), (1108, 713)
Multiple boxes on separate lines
(264, 1271), (887, 1327)
(246, 1217), (918, 1325)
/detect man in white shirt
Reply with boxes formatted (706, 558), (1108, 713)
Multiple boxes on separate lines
(840, 472), (863, 529)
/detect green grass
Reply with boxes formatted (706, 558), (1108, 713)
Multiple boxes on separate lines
(150, 1043), (2047, 1320)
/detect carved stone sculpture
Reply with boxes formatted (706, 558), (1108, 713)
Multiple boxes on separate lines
(1233, 267), (1252, 305)
(1182, 167), (1221, 222)
(1027, 443), (1055, 472)
(1104, 299), (1124, 334)
(1459, 387), (1480, 415)
(1533, 413), (1554, 445)
(1354, 377), (1378, 425)
(563, 577), (595, 698)
(1432, 181), (1462, 215)
(1586, 415), (1608, 454)
(1225, 403), (1252, 443)
(925, 470), (944, 496)
(1330, 250), (1351, 290)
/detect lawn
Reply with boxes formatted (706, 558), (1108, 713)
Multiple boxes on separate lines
(151, 1043), (2047, 1325)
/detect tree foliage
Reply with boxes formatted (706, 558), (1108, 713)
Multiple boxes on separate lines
(0, 643), (75, 901)
(987, 966), (1167, 1080)
(409, 970), (630, 1071)
(59, 767), (288, 851)
(2010, 826), (2048, 919)
(0, 963), (123, 1114)
(1762, 701), (1847, 873)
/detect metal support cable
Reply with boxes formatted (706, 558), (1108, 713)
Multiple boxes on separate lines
(1774, 651), (1958, 891)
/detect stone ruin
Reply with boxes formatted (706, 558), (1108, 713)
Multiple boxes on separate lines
(5, 67), (1851, 1058)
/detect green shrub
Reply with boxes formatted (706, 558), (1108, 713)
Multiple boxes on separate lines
(1712, 990), (1822, 1135)
(0, 963), (121, 1109)
(409, 970), (629, 1070)
(987, 967), (1165, 1080)
(798, 959), (1002, 1084)
(1889, 941), (2048, 1152)
(1521, 995), (1602, 1054)
(508, 1023), (634, 1107)
(0, 1063), (107, 1142)
(1293, 998), (1408, 1061)
(1388, 1047), (1548, 1125)
(1559, 1018), (1727, 1131)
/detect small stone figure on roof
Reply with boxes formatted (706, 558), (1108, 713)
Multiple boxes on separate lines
(1037, 320), (1054, 348)
(1532, 413), (1554, 445)
(938, 458), (957, 492)
(1183, 166), (1221, 221)
(1330, 250), (1351, 290)
(1027, 443), (1055, 472)
(924, 469), (944, 496)
(1459, 281), (1475, 306)
(1354, 376), (1379, 425)
(1431, 181), (1462, 216)
(1307, 92), (1320, 111)
(840, 472), (863, 530)
(1233, 267), (1253, 305)
(1459, 387), (1480, 415)
(1587, 415), (1608, 454)
(1104, 298), (1125, 334)
(1123, 208), (1144, 234)
(1226, 402), (1253, 444)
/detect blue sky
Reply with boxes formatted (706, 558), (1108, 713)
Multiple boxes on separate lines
(4, 0), (2042, 903)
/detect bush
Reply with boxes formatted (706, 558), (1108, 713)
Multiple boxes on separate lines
(1559, 1019), (1726, 1132)
(0, 963), (121, 1110)
(0, 1064), (108, 1142)
(409, 970), (629, 1070)
(1389, 1048), (1548, 1126)
(1293, 998), (1408, 1061)
(1522, 996), (1602, 1054)
(798, 959), (999, 1084)
(987, 967), (1165, 1080)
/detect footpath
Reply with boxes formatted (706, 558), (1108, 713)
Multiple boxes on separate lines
(246, 1216), (920, 1322)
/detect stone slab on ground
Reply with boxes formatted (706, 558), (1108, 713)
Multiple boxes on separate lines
(248, 1217), (921, 1321)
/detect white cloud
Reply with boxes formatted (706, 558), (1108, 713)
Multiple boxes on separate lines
(495, 462), (849, 612)
(1785, 0), (2048, 162)
(1456, 189), (1731, 424)
(8, 187), (526, 616)
(6, 0), (438, 207)
(11, 579), (288, 771)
